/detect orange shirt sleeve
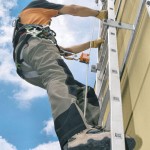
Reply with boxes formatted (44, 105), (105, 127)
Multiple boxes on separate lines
(20, 8), (59, 25)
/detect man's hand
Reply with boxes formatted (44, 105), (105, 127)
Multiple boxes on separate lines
(95, 10), (108, 20)
(90, 38), (104, 48)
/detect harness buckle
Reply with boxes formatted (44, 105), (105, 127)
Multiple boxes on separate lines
(26, 27), (42, 37)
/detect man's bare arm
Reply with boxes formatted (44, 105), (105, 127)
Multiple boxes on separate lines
(58, 5), (99, 17)
(60, 39), (104, 54)
(58, 5), (107, 20)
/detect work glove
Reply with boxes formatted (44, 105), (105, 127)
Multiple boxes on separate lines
(96, 10), (108, 20)
(90, 38), (104, 48)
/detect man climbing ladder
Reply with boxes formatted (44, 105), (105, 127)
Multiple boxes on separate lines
(12, 0), (135, 149)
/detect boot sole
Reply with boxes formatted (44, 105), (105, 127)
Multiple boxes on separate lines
(126, 137), (136, 150)
(68, 137), (110, 150)
(68, 137), (135, 150)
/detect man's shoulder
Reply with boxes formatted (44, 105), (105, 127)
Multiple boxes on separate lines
(23, 0), (64, 10)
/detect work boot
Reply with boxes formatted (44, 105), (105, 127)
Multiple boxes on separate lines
(63, 128), (110, 150)
(96, 10), (108, 20)
(63, 128), (136, 150)
(125, 136), (136, 150)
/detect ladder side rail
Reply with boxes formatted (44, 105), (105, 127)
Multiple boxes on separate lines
(98, 65), (108, 99)
(96, 24), (109, 128)
(95, 0), (108, 96)
(105, 112), (111, 130)
(96, 38), (108, 98)
(108, 0), (125, 149)
(95, 33), (105, 96)
(98, 87), (110, 126)
(98, 36), (108, 79)
(95, 0), (110, 127)
(97, 37), (108, 72)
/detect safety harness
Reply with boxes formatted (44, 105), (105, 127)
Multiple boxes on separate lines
(12, 18), (71, 78)
(12, 17), (90, 79)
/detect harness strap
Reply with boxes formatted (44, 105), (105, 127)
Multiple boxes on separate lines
(22, 71), (39, 78)
(13, 27), (59, 78)
(17, 34), (31, 63)
(15, 34), (32, 78)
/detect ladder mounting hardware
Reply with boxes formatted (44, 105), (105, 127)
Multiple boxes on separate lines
(102, 20), (135, 30)
(146, 0), (150, 17)
(95, 0), (99, 4)
(91, 63), (101, 72)
(101, 0), (106, 2)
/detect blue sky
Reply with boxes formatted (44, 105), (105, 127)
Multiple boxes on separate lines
(0, 0), (101, 149)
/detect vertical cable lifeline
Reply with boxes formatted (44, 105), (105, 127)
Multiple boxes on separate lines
(83, 42), (92, 117)
(84, 43), (94, 117)
(83, 10), (98, 117)
(83, 59), (89, 117)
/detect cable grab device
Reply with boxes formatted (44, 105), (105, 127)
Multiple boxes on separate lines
(63, 52), (90, 64)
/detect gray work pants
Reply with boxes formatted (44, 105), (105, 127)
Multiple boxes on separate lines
(14, 36), (100, 149)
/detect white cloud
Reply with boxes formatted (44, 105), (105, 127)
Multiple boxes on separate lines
(0, 0), (47, 106)
(0, 0), (17, 10)
(30, 118), (60, 150)
(13, 82), (47, 108)
(0, 26), (14, 44)
(0, 136), (17, 150)
(0, 42), (46, 107)
(42, 118), (56, 137)
(30, 141), (61, 150)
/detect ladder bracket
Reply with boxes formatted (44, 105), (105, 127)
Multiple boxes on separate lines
(102, 20), (135, 30)
(146, 0), (150, 17)
(91, 63), (101, 72)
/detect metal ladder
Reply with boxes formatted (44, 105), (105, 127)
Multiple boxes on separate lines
(92, 0), (147, 149)
(91, 0), (139, 149)
(106, 0), (125, 149)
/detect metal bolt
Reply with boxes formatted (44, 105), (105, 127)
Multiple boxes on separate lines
(95, 0), (98, 4)
(147, 1), (150, 6)
(115, 133), (122, 138)
(112, 69), (118, 74)
(111, 49), (117, 52)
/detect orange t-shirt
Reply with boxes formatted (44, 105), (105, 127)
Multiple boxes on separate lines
(19, 0), (64, 25)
